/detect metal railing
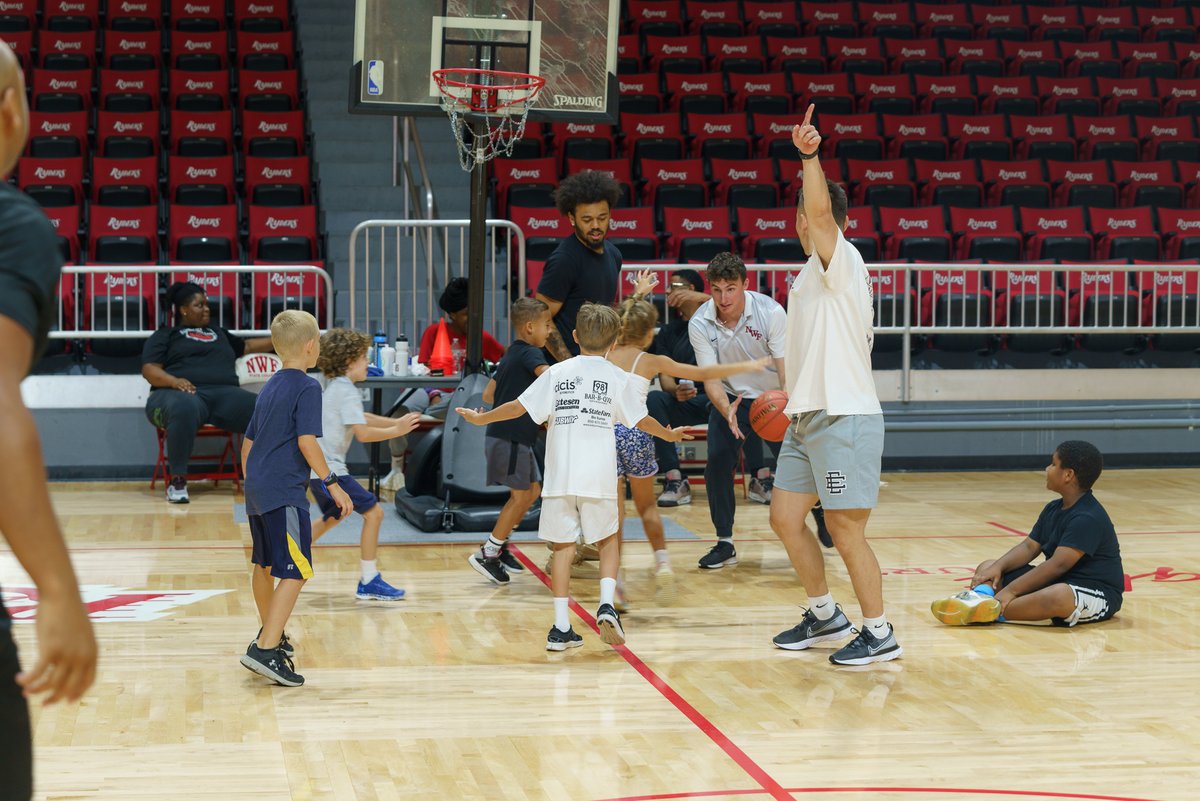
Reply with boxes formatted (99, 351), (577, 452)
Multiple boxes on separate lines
(395, 117), (436, 222)
(48, 264), (334, 339)
(347, 219), (525, 345)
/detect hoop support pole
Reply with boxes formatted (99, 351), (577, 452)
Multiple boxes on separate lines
(465, 117), (488, 376)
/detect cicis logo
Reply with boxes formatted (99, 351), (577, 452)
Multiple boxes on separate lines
(3, 585), (231, 622)
(182, 327), (217, 342)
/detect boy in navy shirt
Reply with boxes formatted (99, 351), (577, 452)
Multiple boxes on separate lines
(468, 298), (553, 584)
(239, 311), (352, 687)
(932, 441), (1124, 627)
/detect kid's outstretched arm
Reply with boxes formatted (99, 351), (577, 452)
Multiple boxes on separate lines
(635, 415), (694, 443)
(456, 399), (529, 425)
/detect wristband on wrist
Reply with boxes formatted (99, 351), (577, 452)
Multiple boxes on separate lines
(322, 472), (337, 486)
(798, 149), (818, 160)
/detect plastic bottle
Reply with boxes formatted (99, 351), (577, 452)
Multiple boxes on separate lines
(380, 342), (395, 375)
(372, 331), (388, 370)
(393, 336), (410, 376)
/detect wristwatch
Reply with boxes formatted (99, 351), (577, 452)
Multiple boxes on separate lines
(322, 472), (337, 486)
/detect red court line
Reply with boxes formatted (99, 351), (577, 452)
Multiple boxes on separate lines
(593, 785), (1165, 801)
(987, 522), (1029, 536)
(511, 545), (795, 801)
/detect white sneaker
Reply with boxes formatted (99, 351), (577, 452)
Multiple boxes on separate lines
(654, 563), (676, 605)
(166, 478), (189, 504)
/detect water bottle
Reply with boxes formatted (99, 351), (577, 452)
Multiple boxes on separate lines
(372, 331), (387, 370)
(380, 342), (395, 375)
(393, 336), (410, 376)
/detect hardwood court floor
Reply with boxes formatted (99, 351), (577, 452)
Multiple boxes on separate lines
(3, 469), (1199, 801)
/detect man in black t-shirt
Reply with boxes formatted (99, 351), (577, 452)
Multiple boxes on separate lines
(535, 170), (622, 363)
(932, 441), (1124, 627)
(468, 298), (553, 584)
(0, 41), (98, 801)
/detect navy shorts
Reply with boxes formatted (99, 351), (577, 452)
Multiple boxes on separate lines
(0, 619), (32, 801)
(308, 476), (378, 521)
(485, 437), (542, 490)
(249, 505), (314, 580)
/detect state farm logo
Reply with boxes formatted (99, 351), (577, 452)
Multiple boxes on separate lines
(680, 82), (711, 92)
(1087, 125), (1116, 135)
(897, 218), (929, 230)
(834, 123), (862, 134)
(103, 274), (140, 287)
(962, 125), (993, 135)
(187, 215), (222, 227)
(185, 166), (218, 178)
(755, 219), (786, 230)
(106, 217), (142, 231)
(656, 169), (689, 181)
(185, 79), (215, 90)
(34, 167), (67, 179)
(40, 121), (72, 133)
(186, 120), (217, 132)
(681, 219), (713, 231)
(525, 217), (558, 230)
(116, 79), (146, 90)
(257, 121), (287, 133)
(269, 273), (303, 286)
(869, 83), (896, 94)
(967, 219), (998, 230)
(702, 122), (732, 134)
(998, 169), (1028, 180)
(109, 167), (143, 180)
(898, 125), (927, 136)
(1036, 218), (1069, 230)
(265, 216), (298, 230)
(565, 123), (597, 135)
(865, 170), (894, 180)
(2, 585), (231, 623)
(727, 169), (759, 181)
(252, 79), (284, 91)
(508, 168), (541, 180)
(932, 170), (961, 181)
(261, 167), (294, 179)
(1065, 171), (1095, 182)
(252, 40), (280, 51)
(635, 123), (665, 135)
(1105, 218), (1137, 230)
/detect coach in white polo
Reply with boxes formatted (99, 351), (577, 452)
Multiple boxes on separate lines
(768, 106), (901, 667)
(688, 252), (787, 570)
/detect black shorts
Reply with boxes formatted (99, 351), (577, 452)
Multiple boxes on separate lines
(485, 437), (541, 491)
(248, 505), (313, 581)
(308, 476), (378, 521)
(1002, 565), (1123, 626)
(0, 620), (32, 801)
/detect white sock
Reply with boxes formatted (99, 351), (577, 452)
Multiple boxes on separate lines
(756, 467), (771, 480)
(483, 535), (503, 557)
(654, 549), (670, 567)
(599, 577), (616, 607)
(360, 560), (377, 584)
(863, 614), (890, 639)
(665, 469), (681, 480)
(554, 597), (570, 632)
(809, 593), (836, 620)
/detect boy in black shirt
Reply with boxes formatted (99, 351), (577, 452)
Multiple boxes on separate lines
(468, 298), (554, 584)
(932, 441), (1124, 627)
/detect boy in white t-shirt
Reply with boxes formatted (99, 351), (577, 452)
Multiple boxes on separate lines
(458, 303), (690, 651)
(309, 329), (421, 601)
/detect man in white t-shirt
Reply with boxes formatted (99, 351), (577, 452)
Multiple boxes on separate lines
(769, 106), (901, 666)
(458, 303), (688, 652)
(687, 253), (788, 570)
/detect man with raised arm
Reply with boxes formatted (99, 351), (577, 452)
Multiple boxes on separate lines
(767, 107), (901, 666)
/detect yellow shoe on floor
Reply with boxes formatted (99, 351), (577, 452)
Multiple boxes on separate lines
(931, 590), (1002, 625)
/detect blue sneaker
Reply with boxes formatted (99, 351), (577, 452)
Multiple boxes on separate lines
(356, 573), (405, 601)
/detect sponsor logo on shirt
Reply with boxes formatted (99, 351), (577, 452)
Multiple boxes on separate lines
(183, 327), (217, 342)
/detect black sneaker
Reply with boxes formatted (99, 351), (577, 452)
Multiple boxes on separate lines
(254, 627), (294, 656)
(468, 549), (510, 584)
(829, 624), (903, 666)
(698, 540), (738, 569)
(546, 625), (583, 651)
(596, 603), (626, 646)
(497, 541), (524, 573)
(813, 503), (833, 549)
(773, 605), (855, 650)
(239, 643), (304, 686)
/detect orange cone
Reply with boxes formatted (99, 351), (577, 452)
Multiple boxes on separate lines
(429, 318), (454, 374)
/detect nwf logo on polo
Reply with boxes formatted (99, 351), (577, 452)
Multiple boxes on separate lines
(592, 380), (608, 395)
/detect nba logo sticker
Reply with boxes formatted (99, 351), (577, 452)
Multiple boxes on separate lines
(367, 60), (384, 96)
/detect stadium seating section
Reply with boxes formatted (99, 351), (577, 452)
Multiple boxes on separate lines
(7, 0), (323, 363)
(498, 0), (1200, 357)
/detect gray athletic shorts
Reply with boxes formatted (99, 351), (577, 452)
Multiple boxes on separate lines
(774, 411), (884, 509)
(485, 437), (542, 491)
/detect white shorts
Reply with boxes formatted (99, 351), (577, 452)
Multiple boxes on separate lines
(539, 495), (620, 545)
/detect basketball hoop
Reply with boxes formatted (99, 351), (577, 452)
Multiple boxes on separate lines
(433, 68), (546, 171)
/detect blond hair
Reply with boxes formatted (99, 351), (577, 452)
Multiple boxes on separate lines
(617, 296), (658, 346)
(270, 309), (320, 359)
(574, 302), (621, 352)
(317, 328), (370, 377)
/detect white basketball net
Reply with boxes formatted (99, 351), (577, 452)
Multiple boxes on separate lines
(435, 73), (542, 171)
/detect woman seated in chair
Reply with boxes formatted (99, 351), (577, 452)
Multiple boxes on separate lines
(142, 281), (274, 503)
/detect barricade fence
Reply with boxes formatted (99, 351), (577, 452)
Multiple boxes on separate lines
(47, 264), (334, 339)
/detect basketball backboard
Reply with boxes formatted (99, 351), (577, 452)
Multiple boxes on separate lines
(350, 0), (619, 123)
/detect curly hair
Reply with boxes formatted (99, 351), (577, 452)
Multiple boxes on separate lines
(1055, 440), (1104, 491)
(439, 277), (470, 314)
(553, 170), (621, 216)
(317, 328), (371, 378)
(617, 296), (659, 346)
(165, 281), (205, 313)
(706, 252), (747, 284)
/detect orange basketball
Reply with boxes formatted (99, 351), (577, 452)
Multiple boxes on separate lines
(749, 390), (790, 442)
